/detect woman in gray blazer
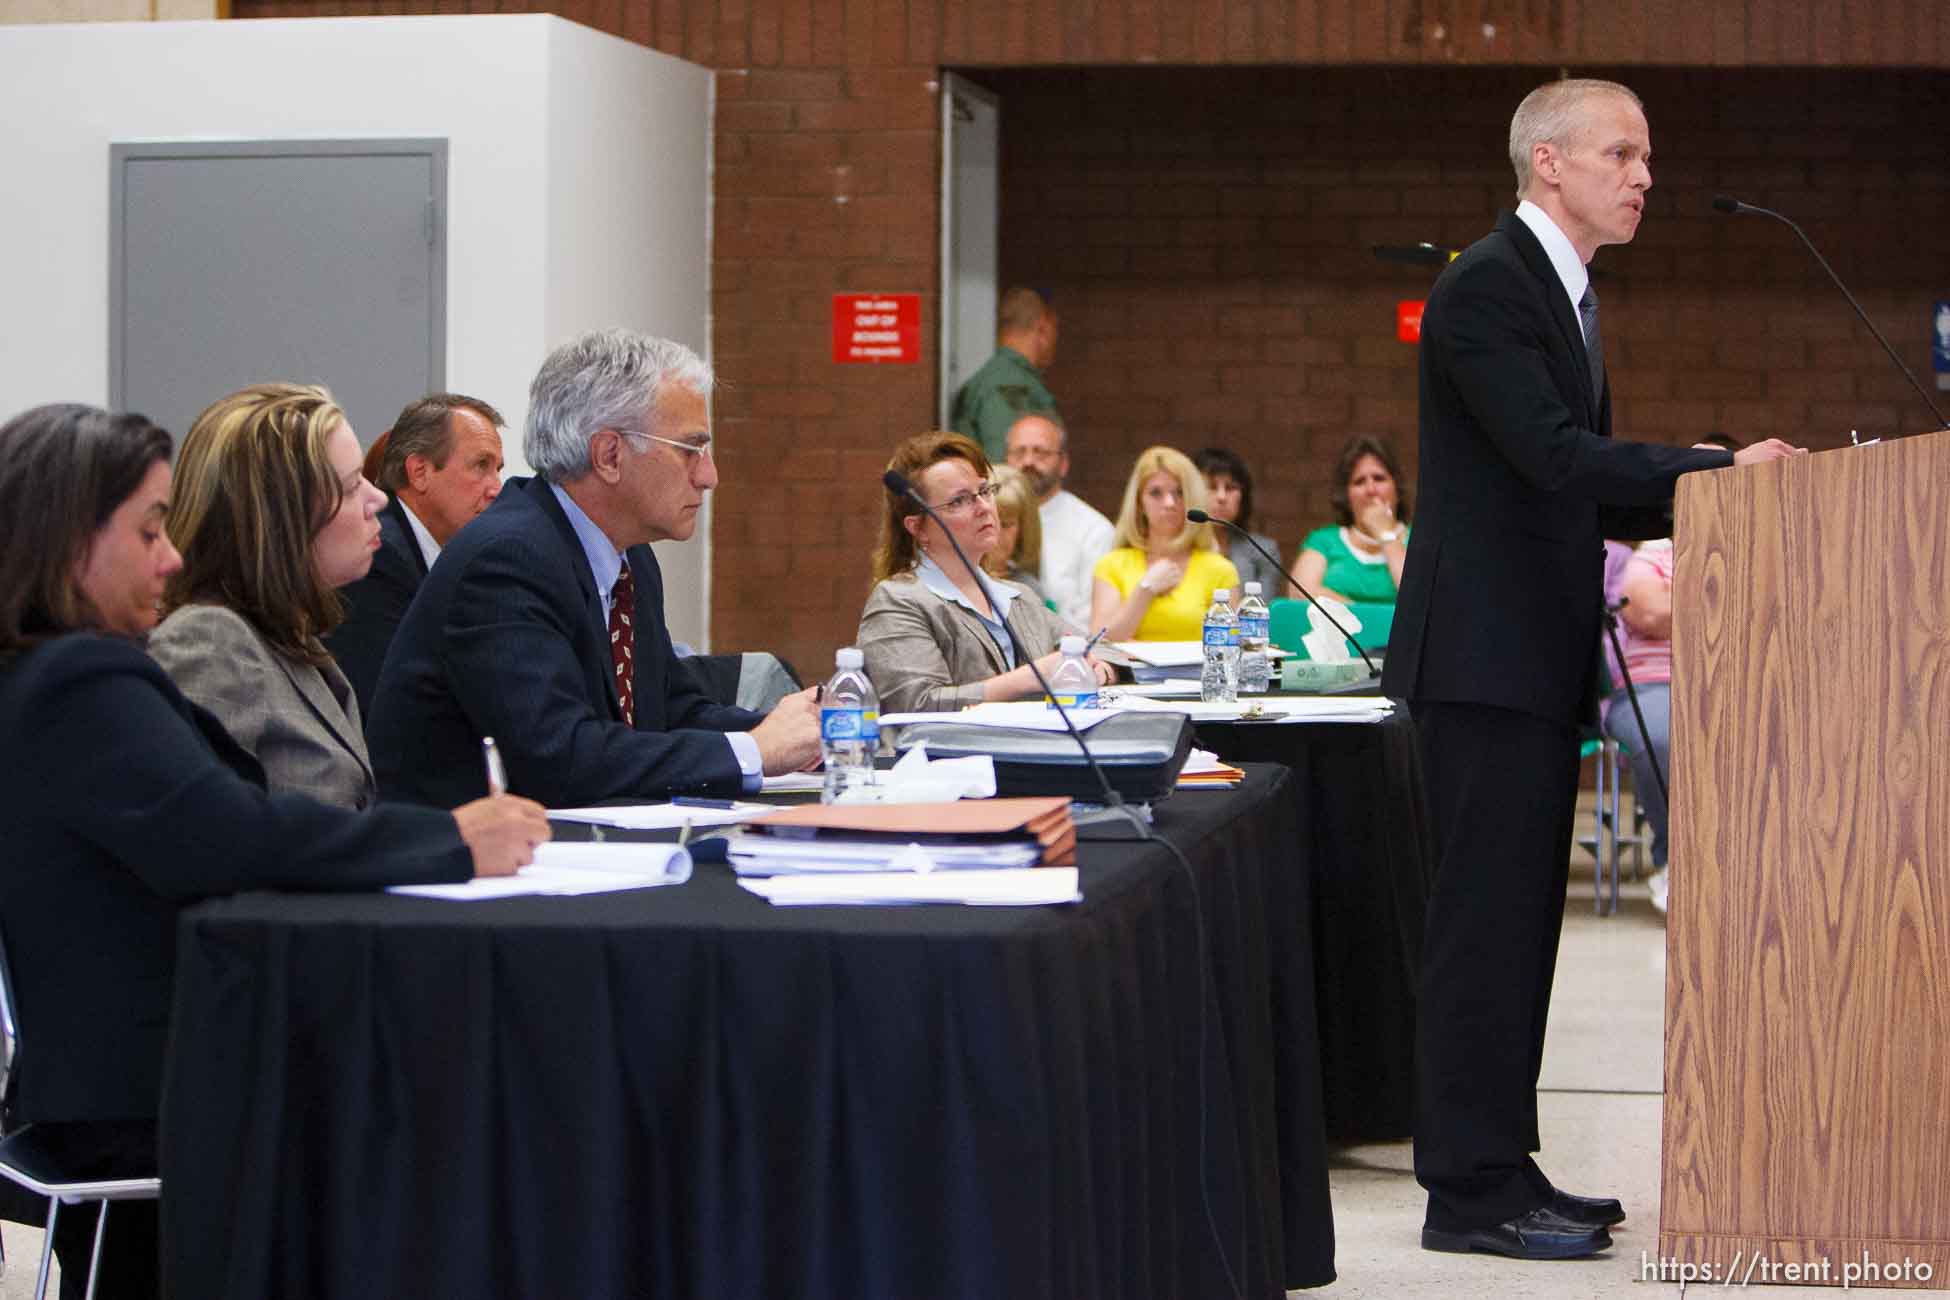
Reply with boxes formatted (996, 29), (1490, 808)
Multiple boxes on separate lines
(858, 432), (1113, 715)
(148, 383), (390, 809)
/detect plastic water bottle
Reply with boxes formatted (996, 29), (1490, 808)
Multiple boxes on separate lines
(1045, 634), (1099, 711)
(1237, 581), (1271, 694)
(1201, 587), (1238, 704)
(820, 647), (879, 803)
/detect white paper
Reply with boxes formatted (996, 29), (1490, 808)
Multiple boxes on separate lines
(739, 867), (1080, 907)
(879, 704), (1119, 732)
(1115, 640), (1290, 668)
(389, 841), (693, 899)
(760, 772), (828, 794)
(549, 801), (769, 830)
(1106, 695), (1393, 724)
(729, 837), (1043, 875)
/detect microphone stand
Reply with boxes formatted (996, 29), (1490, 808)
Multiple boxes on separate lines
(1599, 598), (1668, 807)
(1714, 195), (1949, 432)
(1187, 510), (1380, 679)
(883, 469), (1245, 1300)
(883, 471), (1141, 832)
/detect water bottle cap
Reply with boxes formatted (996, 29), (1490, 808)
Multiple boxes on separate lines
(1059, 635), (1084, 654)
(1244, 581), (1261, 595)
(835, 647), (864, 669)
(1212, 588), (1231, 602)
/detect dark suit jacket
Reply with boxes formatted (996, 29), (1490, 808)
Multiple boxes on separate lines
(0, 634), (468, 1125)
(367, 476), (765, 808)
(324, 496), (429, 721)
(1381, 211), (1734, 726)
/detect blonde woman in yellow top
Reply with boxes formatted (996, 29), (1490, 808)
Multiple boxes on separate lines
(1090, 445), (1240, 641)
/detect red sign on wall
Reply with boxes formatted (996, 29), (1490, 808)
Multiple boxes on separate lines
(1397, 300), (1426, 344)
(833, 293), (921, 364)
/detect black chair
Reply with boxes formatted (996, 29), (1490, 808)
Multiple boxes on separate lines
(0, 935), (160, 1300)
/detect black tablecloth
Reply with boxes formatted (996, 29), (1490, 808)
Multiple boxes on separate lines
(160, 764), (1335, 1299)
(1194, 707), (1433, 1142)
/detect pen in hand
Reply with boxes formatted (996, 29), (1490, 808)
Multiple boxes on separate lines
(1083, 626), (1108, 655)
(482, 736), (509, 797)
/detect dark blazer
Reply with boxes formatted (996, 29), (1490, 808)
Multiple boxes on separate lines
(367, 476), (764, 808)
(1381, 211), (1733, 726)
(324, 495), (429, 720)
(0, 634), (468, 1125)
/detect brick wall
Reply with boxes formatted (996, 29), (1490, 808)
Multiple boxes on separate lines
(991, 65), (1950, 555)
(232, 0), (1950, 675)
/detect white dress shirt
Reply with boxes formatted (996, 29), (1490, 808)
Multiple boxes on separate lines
(1037, 489), (1115, 632)
(1514, 199), (1592, 344)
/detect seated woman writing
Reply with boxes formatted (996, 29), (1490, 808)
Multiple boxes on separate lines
(858, 432), (1112, 715)
(1090, 445), (1240, 641)
(147, 383), (391, 809)
(0, 403), (545, 1296)
(980, 464), (1050, 607)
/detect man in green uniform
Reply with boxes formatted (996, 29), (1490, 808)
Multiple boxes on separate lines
(950, 286), (1060, 463)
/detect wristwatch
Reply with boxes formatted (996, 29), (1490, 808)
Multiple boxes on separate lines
(1376, 527), (1402, 543)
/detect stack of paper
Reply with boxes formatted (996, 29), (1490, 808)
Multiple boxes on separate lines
(730, 797), (1075, 877)
(740, 867), (1080, 907)
(389, 841), (693, 900)
(549, 801), (769, 830)
(1107, 694), (1395, 724)
(1177, 747), (1246, 789)
(1116, 640), (1290, 682)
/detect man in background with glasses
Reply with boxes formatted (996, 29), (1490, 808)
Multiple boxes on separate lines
(368, 328), (821, 807)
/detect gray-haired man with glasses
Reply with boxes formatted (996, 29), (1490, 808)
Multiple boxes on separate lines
(369, 328), (821, 807)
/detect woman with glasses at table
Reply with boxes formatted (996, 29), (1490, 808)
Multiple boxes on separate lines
(0, 403), (546, 1298)
(146, 383), (391, 809)
(858, 431), (1113, 716)
(1089, 445), (1241, 642)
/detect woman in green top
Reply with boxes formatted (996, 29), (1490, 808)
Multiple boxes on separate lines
(1290, 434), (1414, 605)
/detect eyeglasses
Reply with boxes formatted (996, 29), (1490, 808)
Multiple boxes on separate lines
(928, 482), (1000, 516)
(616, 428), (714, 459)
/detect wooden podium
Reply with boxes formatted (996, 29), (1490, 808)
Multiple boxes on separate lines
(1660, 430), (1950, 1289)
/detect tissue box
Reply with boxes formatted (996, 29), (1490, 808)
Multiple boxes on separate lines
(1282, 658), (1370, 692)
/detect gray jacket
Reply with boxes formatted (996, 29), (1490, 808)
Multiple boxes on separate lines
(148, 603), (377, 810)
(857, 571), (1066, 715)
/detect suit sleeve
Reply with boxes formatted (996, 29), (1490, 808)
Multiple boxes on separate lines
(858, 583), (990, 715)
(27, 646), (467, 901)
(147, 606), (278, 766)
(439, 535), (746, 802)
(1435, 259), (1734, 504)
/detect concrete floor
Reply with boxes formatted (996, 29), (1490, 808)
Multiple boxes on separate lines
(1308, 841), (1919, 1299)
(1, 824), (1923, 1297)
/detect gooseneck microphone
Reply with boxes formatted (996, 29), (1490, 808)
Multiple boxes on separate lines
(1712, 194), (1949, 432)
(883, 468), (1245, 1300)
(1187, 509), (1380, 677)
(881, 469), (1133, 820)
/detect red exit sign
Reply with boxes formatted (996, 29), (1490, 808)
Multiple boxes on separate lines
(1397, 300), (1425, 344)
(833, 293), (921, 364)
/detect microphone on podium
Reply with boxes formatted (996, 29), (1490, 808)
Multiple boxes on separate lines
(1712, 194), (1948, 433)
(1186, 509), (1379, 677)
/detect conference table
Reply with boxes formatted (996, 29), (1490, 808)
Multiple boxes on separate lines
(1192, 705), (1433, 1142)
(159, 764), (1337, 1299)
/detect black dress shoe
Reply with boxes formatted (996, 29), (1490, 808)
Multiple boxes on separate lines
(1547, 1187), (1626, 1227)
(1421, 1208), (1613, 1259)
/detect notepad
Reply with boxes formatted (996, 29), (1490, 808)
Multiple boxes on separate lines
(388, 841), (693, 899)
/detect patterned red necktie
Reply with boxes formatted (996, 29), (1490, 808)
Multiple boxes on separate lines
(609, 564), (636, 727)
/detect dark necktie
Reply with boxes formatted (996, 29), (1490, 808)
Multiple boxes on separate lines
(1578, 283), (1605, 403)
(609, 565), (636, 727)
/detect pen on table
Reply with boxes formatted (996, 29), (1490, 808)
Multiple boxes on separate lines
(482, 736), (509, 796)
(673, 795), (738, 809)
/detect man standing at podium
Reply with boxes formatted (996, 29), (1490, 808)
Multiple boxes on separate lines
(1383, 78), (1801, 1260)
